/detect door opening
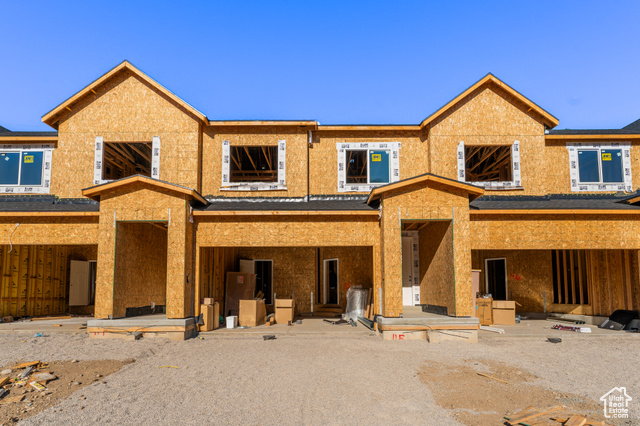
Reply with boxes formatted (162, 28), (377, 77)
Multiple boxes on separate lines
(255, 260), (273, 305)
(323, 259), (339, 305)
(485, 258), (507, 300)
(402, 236), (416, 306)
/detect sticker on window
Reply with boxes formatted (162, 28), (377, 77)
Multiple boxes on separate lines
(371, 154), (381, 162)
(23, 155), (34, 164)
(602, 153), (612, 161)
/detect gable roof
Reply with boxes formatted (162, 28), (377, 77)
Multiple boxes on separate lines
(82, 175), (208, 205)
(623, 117), (640, 130)
(367, 173), (484, 205)
(42, 60), (207, 129)
(419, 73), (559, 130)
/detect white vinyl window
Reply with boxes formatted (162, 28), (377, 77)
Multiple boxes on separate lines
(567, 142), (632, 192)
(0, 145), (52, 194)
(336, 142), (401, 192)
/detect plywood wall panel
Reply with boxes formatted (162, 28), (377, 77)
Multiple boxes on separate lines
(470, 215), (640, 250)
(419, 221), (455, 314)
(113, 222), (167, 317)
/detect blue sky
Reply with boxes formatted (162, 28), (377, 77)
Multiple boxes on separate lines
(1, 1), (639, 131)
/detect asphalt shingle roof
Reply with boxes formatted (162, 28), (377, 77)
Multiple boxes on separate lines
(0, 196), (99, 212)
(200, 196), (374, 211)
(470, 194), (640, 211)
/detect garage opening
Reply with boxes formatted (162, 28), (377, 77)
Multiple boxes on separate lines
(0, 245), (97, 318)
(113, 222), (167, 318)
(199, 246), (373, 319)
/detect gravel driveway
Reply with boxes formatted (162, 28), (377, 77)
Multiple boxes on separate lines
(0, 330), (638, 425)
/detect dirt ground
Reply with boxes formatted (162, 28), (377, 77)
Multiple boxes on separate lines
(419, 360), (607, 425)
(0, 360), (130, 425)
(0, 329), (637, 425)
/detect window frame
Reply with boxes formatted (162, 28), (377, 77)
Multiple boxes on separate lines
(345, 148), (391, 185)
(336, 142), (401, 192)
(93, 136), (160, 186)
(221, 140), (287, 191)
(576, 147), (624, 185)
(0, 144), (52, 194)
(457, 141), (521, 190)
(567, 142), (632, 192)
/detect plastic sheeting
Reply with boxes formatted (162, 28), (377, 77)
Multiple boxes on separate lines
(345, 286), (368, 321)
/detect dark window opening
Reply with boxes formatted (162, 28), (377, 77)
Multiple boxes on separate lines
(103, 142), (152, 180)
(552, 250), (589, 305)
(346, 150), (367, 184)
(465, 145), (512, 182)
(230, 146), (278, 182)
(255, 260), (273, 304)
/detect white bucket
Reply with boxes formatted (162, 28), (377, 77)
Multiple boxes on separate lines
(226, 316), (237, 329)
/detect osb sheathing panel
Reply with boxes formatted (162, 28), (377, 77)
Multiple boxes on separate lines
(544, 140), (640, 194)
(113, 222), (167, 318)
(236, 247), (316, 313)
(470, 215), (640, 250)
(201, 127), (308, 197)
(53, 71), (200, 198)
(472, 249), (640, 316)
(419, 221), (455, 315)
(429, 83), (546, 195)
(381, 183), (472, 317)
(0, 218), (99, 246)
(195, 216), (379, 247)
(0, 245), (70, 317)
(94, 184), (191, 319)
(320, 246), (373, 308)
(309, 130), (425, 195)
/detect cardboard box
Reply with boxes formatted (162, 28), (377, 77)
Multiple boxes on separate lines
(224, 272), (257, 317)
(475, 298), (493, 326)
(202, 298), (215, 305)
(492, 300), (516, 325)
(199, 304), (214, 332)
(275, 299), (295, 324)
(238, 299), (266, 327)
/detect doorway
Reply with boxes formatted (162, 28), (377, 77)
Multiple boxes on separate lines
(323, 259), (339, 305)
(485, 258), (507, 300)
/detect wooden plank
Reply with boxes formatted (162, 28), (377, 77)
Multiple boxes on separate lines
(563, 251), (569, 305)
(569, 250), (576, 304)
(192, 210), (379, 216)
(624, 250), (633, 311)
(29, 315), (71, 321)
(0, 377), (10, 387)
(476, 372), (508, 384)
(564, 415), (587, 426)
(377, 324), (479, 331)
(578, 250), (584, 305)
(507, 406), (561, 425)
(606, 252), (613, 315)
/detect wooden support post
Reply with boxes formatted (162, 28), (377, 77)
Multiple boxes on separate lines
(578, 250), (584, 305)
(605, 251), (613, 316)
(563, 250), (569, 305)
(569, 250), (576, 304)
(624, 250), (633, 311)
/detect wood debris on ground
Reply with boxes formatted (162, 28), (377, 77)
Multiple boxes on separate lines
(505, 405), (608, 425)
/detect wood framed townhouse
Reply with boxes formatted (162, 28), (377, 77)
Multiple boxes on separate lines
(1, 60), (639, 338)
